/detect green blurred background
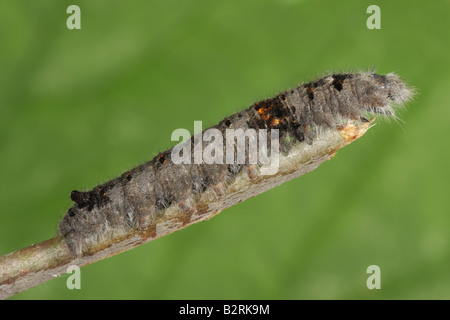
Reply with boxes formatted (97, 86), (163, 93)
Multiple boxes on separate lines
(0, 0), (449, 299)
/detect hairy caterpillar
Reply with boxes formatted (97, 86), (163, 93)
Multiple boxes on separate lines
(59, 72), (413, 256)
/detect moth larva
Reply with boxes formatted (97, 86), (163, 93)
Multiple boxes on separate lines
(59, 72), (413, 256)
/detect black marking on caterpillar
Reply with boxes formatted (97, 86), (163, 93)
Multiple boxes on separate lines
(331, 73), (352, 91)
(58, 72), (413, 256)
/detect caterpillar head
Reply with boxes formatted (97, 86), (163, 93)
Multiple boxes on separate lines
(359, 73), (414, 117)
